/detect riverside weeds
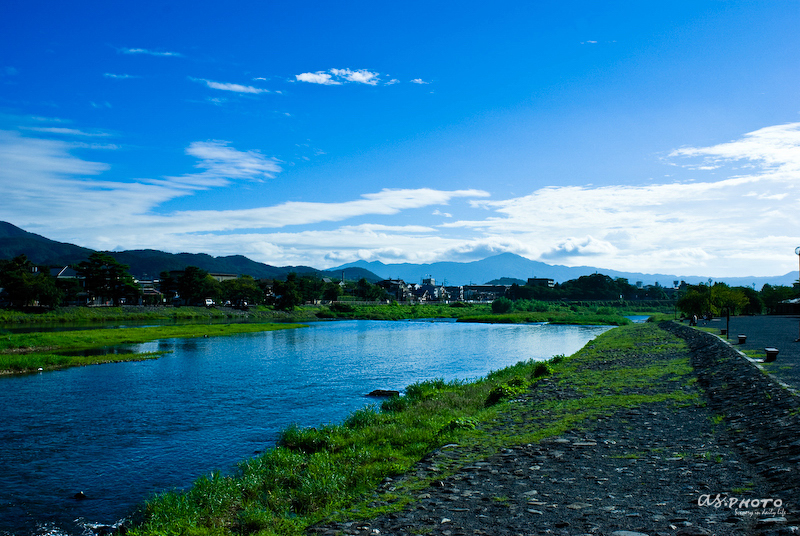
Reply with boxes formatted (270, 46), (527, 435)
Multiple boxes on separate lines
(130, 322), (698, 536)
(0, 323), (305, 374)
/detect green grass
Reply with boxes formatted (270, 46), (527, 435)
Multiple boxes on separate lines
(129, 322), (699, 536)
(458, 311), (631, 325)
(0, 323), (305, 374)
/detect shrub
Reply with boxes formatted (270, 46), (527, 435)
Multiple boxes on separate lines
(491, 297), (513, 314)
(531, 362), (552, 378)
(485, 377), (528, 407)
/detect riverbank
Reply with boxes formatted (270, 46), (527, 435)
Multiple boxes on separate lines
(0, 323), (306, 374)
(307, 321), (799, 536)
(0, 301), (658, 326)
(126, 320), (800, 536)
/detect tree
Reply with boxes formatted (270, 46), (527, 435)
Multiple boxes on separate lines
(220, 275), (263, 305)
(354, 278), (388, 301)
(760, 284), (796, 314)
(322, 281), (343, 301)
(736, 286), (763, 315)
(159, 271), (178, 302)
(0, 255), (61, 308)
(676, 288), (708, 317)
(75, 252), (138, 306)
(177, 266), (220, 306)
(274, 273), (302, 310)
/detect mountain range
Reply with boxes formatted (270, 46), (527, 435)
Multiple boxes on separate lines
(329, 253), (797, 288)
(1, 221), (795, 288)
(0, 222), (378, 282)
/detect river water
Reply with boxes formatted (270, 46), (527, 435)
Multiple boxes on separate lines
(0, 319), (613, 536)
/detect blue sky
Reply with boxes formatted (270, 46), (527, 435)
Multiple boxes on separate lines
(1, 1), (798, 277)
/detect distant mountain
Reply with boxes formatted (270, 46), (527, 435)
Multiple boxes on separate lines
(2, 221), (793, 288)
(0, 221), (94, 266)
(330, 252), (797, 288)
(0, 222), (383, 282)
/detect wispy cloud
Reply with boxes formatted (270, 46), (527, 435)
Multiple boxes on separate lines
(104, 73), (139, 79)
(411, 78), (429, 84)
(119, 47), (182, 57)
(190, 77), (269, 94)
(161, 140), (282, 189)
(295, 68), (381, 86)
(21, 126), (110, 137)
(669, 122), (800, 177)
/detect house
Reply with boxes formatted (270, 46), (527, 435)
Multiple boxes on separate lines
(527, 277), (555, 288)
(377, 279), (412, 301)
(463, 284), (509, 302)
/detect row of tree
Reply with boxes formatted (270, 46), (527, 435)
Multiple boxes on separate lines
(500, 273), (797, 316)
(0, 253), (390, 310)
(1, 252), (796, 314)
(507, 273), (669, 302)
(676, 281), (796, 316)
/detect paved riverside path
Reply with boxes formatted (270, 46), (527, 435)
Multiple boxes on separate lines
(696, 315), (800, 391)
(310, 321), (800, 536)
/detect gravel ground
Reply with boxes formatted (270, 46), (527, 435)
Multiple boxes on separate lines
(311, 321), (800, 536)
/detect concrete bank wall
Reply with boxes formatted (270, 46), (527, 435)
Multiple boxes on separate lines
(663, 321), (800, 513)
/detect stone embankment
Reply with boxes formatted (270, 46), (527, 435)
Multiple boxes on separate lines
(311, 321), (799, 536)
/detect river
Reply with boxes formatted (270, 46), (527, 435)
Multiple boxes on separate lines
(0, 319), (615, 536)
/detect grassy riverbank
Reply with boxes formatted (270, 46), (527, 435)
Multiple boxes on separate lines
(0, 301), (663, 326)
(0, 305), (318, 324)
(129, 321), (697, 536)
(0, 323), (305, 374)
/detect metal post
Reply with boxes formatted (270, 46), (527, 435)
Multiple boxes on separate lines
(726, 308), (730, 340)
(796, 246), (800, 342)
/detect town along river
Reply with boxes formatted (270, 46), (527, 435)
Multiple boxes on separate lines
(0, 320), (613, 536)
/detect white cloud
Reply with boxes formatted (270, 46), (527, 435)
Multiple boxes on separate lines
(104, 73), (139, 79)
(669, 122), (800, 178)
(330, 68), (379, 85)
(540, 236), (618, 260)
(119, 47), (181, 57)
(295, 68), (382, 86)
(295, 72), (340, 85)
(411, 78), (429, 84)
(191, 77), (269, 94)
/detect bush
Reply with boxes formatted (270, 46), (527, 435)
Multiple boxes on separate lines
(485, 377), (528, 407)
(531, 362), (552, 378)
(491, 297), (513, 314)
(330, 302), (356, 313)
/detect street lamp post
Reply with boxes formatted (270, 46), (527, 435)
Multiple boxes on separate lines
(796, 246), (800, 342)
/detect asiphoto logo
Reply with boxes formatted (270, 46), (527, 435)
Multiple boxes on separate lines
(698, 494), (786, 517)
